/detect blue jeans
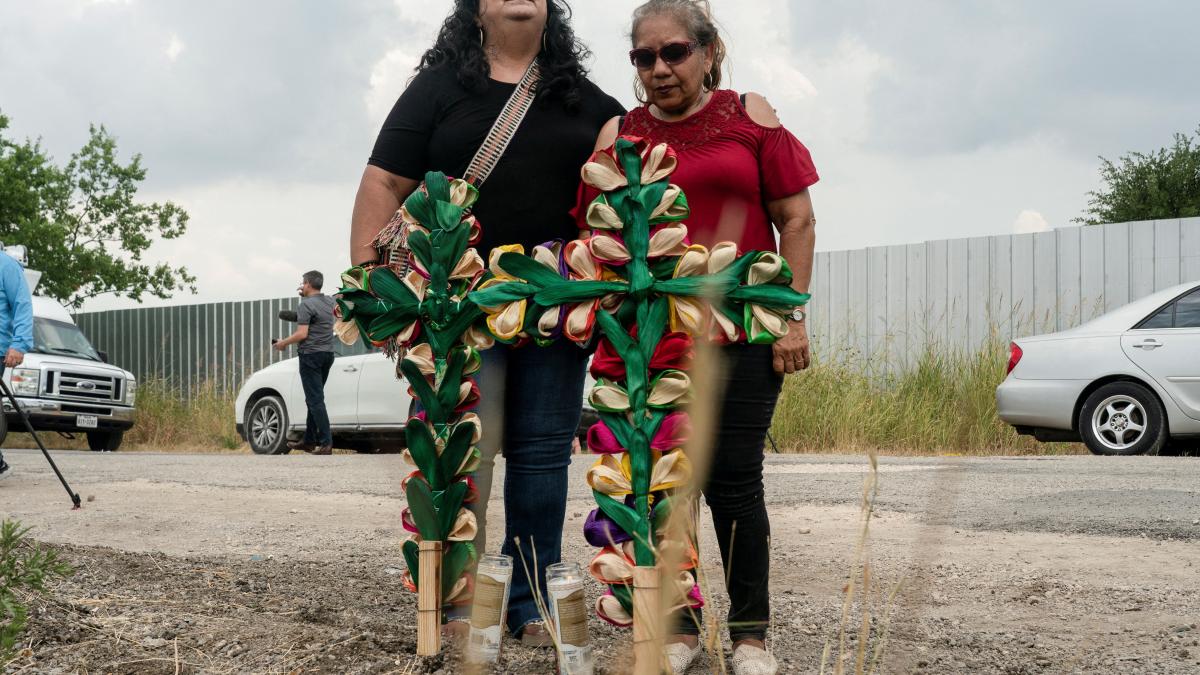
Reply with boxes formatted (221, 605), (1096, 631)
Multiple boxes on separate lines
(460, 339), (588, 634)
(298, 351), (334, 446)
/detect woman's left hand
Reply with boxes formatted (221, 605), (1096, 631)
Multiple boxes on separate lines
(771, 321), (811, 375)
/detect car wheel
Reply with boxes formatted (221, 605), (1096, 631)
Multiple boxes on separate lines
(87, 430), (124, 452)
(1078, 382), (1168, 456)
(247, 396), (290, 455)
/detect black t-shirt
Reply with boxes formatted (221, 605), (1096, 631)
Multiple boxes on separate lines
(369, 64), (625, 260)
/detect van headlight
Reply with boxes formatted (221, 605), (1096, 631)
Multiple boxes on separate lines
(11, 368), (40, 396)
(125, 379), (137, 406)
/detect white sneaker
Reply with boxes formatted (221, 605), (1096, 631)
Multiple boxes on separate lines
(732, 643), (778, 675)
(665, 640), (702, 674)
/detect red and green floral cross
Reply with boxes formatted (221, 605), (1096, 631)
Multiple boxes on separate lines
(335, 172), (497, 615)
(468, 137), (810, 626)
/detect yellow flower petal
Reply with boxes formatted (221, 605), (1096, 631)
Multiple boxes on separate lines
(668, 296), (707, 335)
(649, 371), (692, 407)
(334, 319), (360, 346)
(589, 381), (631, 412)
(537, 306), (561, 337)
(673, 245), (710, 278)
(589, 233), (631, 264)
(582, 152), (628, 191)
(586, 200), (625, 231)
(708, 242), (740, 275)
(650, 184), (689, 222)
(748, 252), (785, 285)
(450, 249), (485, 280)
(462, 324), (495, 350)
(488, 244), (526, 280)
(586, 454), (631, 496)
(565, 240), (601, 280)
(641, 143), (678, 185)
(404, 343), (436, 377)
(597, 594), (633, 626)
(486, 300), (526, 341)
(750, 304), (789, 339)
(448, 508), (478, 542)
(447, 178), (479, 210)
(532, 242), (563, 271)
(648, 223), (689, 258)
(650, 449), (692, 492)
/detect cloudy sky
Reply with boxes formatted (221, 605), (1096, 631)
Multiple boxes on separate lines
(1, 0), (1196, 311)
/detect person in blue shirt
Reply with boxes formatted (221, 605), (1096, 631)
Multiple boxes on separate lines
(0, 250), (34, 480)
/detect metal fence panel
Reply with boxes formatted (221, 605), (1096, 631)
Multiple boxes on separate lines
(75, 219), (1200, 388)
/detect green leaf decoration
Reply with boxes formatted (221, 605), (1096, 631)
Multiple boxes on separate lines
(442, 542), (477, 599)
(435, 481), (469, 540)
(402, 538), (420, 585)
(404, 417), (440, 487)
(405, 476), (442, 541)
(440, 420), (477, 483)
(400, 359), (444, 422)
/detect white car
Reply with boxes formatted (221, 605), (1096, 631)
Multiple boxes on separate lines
(997, 281), (1200, 456)
(235, 351), (415, 454)
(234, 350), (599, 455)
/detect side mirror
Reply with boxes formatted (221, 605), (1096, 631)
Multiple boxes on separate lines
(97, 351), (109, 363)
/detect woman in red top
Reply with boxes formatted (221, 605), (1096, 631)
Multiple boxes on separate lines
(587, 2), (818, 673)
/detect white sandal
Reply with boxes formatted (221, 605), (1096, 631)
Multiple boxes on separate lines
(732, 643), (778, 675)
(665, 640), (702, 674)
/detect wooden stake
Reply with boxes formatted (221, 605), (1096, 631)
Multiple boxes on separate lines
(417, 540), (443, 656)
(632, 565), (663, 675)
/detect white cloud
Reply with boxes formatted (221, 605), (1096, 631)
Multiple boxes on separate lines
(365, 48), (420, 124)
(1013, 209), (1051, 234)
(165, 33), (184, 62)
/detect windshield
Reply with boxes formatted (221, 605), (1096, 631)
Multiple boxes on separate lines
(33, 318), (101, 361)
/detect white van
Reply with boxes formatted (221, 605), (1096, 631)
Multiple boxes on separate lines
(0, 248), (137, 451)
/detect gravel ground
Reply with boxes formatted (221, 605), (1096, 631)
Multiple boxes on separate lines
(1, 449), (1199, 674)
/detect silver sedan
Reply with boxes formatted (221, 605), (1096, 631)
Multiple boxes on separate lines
(997, 281), (1200, 455)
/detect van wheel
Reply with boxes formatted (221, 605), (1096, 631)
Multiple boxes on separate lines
(87, 431), (124, 452)
(0, 414), (8, 446)
(1078, 382), (1168, 456)
(247, 396), (290, 455)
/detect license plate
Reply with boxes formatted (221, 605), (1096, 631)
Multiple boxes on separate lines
(76, 415), (99, 429)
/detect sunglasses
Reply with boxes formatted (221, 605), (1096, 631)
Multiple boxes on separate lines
(628, 41), (697, 70)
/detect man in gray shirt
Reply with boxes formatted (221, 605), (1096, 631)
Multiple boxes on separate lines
(273, 270), (337, 455)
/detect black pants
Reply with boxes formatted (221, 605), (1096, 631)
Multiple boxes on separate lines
(298, 351), (335, 446)
(678, 343), (783, 643)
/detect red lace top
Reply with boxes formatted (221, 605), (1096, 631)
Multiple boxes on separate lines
(577, 90), (819, 253)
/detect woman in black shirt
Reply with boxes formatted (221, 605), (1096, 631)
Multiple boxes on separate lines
(349, 0), (624, 645)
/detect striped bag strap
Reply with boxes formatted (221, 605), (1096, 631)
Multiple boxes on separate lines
(463, 60), (542, 188)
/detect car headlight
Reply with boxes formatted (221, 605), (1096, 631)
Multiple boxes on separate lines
(125, 379), (137, 406)
(11, 368), (40, 396)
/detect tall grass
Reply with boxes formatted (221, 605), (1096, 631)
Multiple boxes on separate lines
(3, 378), (246, 453)
(3, 341), (1083, 456)
(771, 340), (1084, 456)
(122, 379), (244, 452)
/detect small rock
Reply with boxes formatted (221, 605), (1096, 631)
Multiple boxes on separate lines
(86, 495), (96, 502)
(798, 528), (812, 535)
(140, 637), (169, 649)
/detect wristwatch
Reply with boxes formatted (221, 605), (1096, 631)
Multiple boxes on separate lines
(789, 307), (807, 322)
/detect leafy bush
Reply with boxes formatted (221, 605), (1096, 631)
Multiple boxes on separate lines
(0, 520), (72, 662)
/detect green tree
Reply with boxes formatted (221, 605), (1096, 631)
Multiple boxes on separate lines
(1077, 125), (1200, 225)
(0, 112), (195, 309)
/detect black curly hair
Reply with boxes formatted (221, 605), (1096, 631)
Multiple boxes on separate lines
(417, 0), (591, 112)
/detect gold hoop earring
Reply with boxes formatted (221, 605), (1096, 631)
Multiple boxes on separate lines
(703, 72), (714, 90)
(479, 27), (485, 47)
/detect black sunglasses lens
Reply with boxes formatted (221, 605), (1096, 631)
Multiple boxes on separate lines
(631, 49), (656, 69)
(660, 43), (691, 64)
